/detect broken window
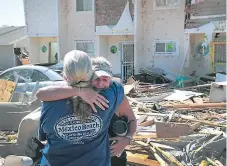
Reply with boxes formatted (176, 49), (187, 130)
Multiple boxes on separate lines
(155, 0), (180, 8)
(75, 41), (94, 57)
(154, 40), (179, 55)
(76, 0), (93, 11)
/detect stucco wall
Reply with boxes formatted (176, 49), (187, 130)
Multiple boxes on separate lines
(136, 0), (185, 76)
(98, 35), (134, 75)
(28, 37), (57, 64)
(67, 0), (95, 51)
(0, 45), (15, 70)
(24, 0), (58, 36)
(58, 0), (68, 60)
(57, 0), (95, 59)
(134, 0), (144, 73)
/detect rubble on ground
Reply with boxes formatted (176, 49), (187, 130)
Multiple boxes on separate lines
(124, 75), (226, 166)
(0, 71), (226, 166)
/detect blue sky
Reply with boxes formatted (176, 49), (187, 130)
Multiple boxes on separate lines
(0, 0), (25, 26)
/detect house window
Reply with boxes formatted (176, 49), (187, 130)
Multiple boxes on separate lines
(75, 41), (94, 57)
(76, 0), (93, 11)
(154, 0), (180, 9)
(154, 40), (179, 55)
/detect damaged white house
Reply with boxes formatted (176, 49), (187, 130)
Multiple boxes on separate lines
(24, 0), (226, 80)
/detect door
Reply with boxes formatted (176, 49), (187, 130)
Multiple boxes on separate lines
(210, 42), (227, 72)
(49, 42), (58, 63)
(121, 43), (134, 81)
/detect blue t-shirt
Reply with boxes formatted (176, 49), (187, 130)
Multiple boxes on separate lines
(38, 81), (124, 166)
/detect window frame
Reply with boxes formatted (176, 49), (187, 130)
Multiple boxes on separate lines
(153, 0), (180, 10)
(76, 0), (94, 12)
(153, 40), (179, 56)
(75, 40), (95, 57)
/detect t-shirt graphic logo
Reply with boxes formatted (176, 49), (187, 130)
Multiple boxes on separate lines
(54, 114), (103, 144)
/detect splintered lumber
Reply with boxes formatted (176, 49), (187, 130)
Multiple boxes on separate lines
(150, 146), (168, 166)
(0, 79), (16, 102)
(139, 119), (155, 127)
(179, 83), (211, 90)
(150, 143), (183, 166)
(206, 157), (220, 166)
(180, 116), (227, 128)
(214, 160), (224, 166)
(135, 141), (168, 166)
(124, 81), (139, 95)
(133, 133), (157, 139)
(163, 103), (227, 108)
(200, 160), (208, 166)
(126, 152), (160, 166)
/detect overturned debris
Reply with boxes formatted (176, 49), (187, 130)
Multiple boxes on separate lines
(124, 77), (227, 166)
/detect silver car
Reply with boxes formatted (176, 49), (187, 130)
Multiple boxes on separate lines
(0, 65), (63, 83)
(0, 65), (65, 131)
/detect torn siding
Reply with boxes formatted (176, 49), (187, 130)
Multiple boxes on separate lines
(95, 0), (134, 26)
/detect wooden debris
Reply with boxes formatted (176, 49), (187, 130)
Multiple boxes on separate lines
(200, 160), (208, 166)
(190, 122), (202, 131)
(180, 116), (227, 128)
(150, 143), (183, 166)
(137, 115), (148, 124)
(124, 81), (139, 95)
(214, 160), (224, 166)
(155, 121), (193, 138)
(126, 152), (160, 166)
(163, 102), (227, 108)
(206, 157), (220, 166)
(0, 79), (16, 102)
(135, 141), (168, 166)
(139, 119), (154, 127)
(150, 146), (168, 166)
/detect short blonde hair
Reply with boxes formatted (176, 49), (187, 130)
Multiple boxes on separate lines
(63, 50), (93, 85)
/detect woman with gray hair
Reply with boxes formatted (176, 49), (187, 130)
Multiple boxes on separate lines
(38, 50), (125, 166)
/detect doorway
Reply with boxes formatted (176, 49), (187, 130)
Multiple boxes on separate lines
(49, 42), (58, 63)
(210, 42), (226, 72)
(121, 42), (134, 81)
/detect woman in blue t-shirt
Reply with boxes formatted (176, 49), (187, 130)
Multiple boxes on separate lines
(37, 50), (136, 166)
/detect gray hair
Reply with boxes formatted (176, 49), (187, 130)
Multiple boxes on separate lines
(92, 56), (112, 70)
(63, 50), (93, 85)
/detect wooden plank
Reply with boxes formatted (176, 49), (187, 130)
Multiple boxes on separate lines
(124, 81), (139, 95)
(127, 152), (160, 166)
(0, 80), (16, 102)
(163, 103), (227, 108)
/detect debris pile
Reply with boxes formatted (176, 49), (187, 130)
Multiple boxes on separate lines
(125, 76), (226, 166)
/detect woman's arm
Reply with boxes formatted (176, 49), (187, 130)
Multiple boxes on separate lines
(116, 96), (137, 137)
(36, 86), (109, 112)
(110, 96), (137, 156)
(36, 85), (80, 101)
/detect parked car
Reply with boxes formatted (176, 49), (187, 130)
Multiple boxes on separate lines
(0, 65), (65, 99)
(0, 66), (65, 132)
(0, 65), (63, 83)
